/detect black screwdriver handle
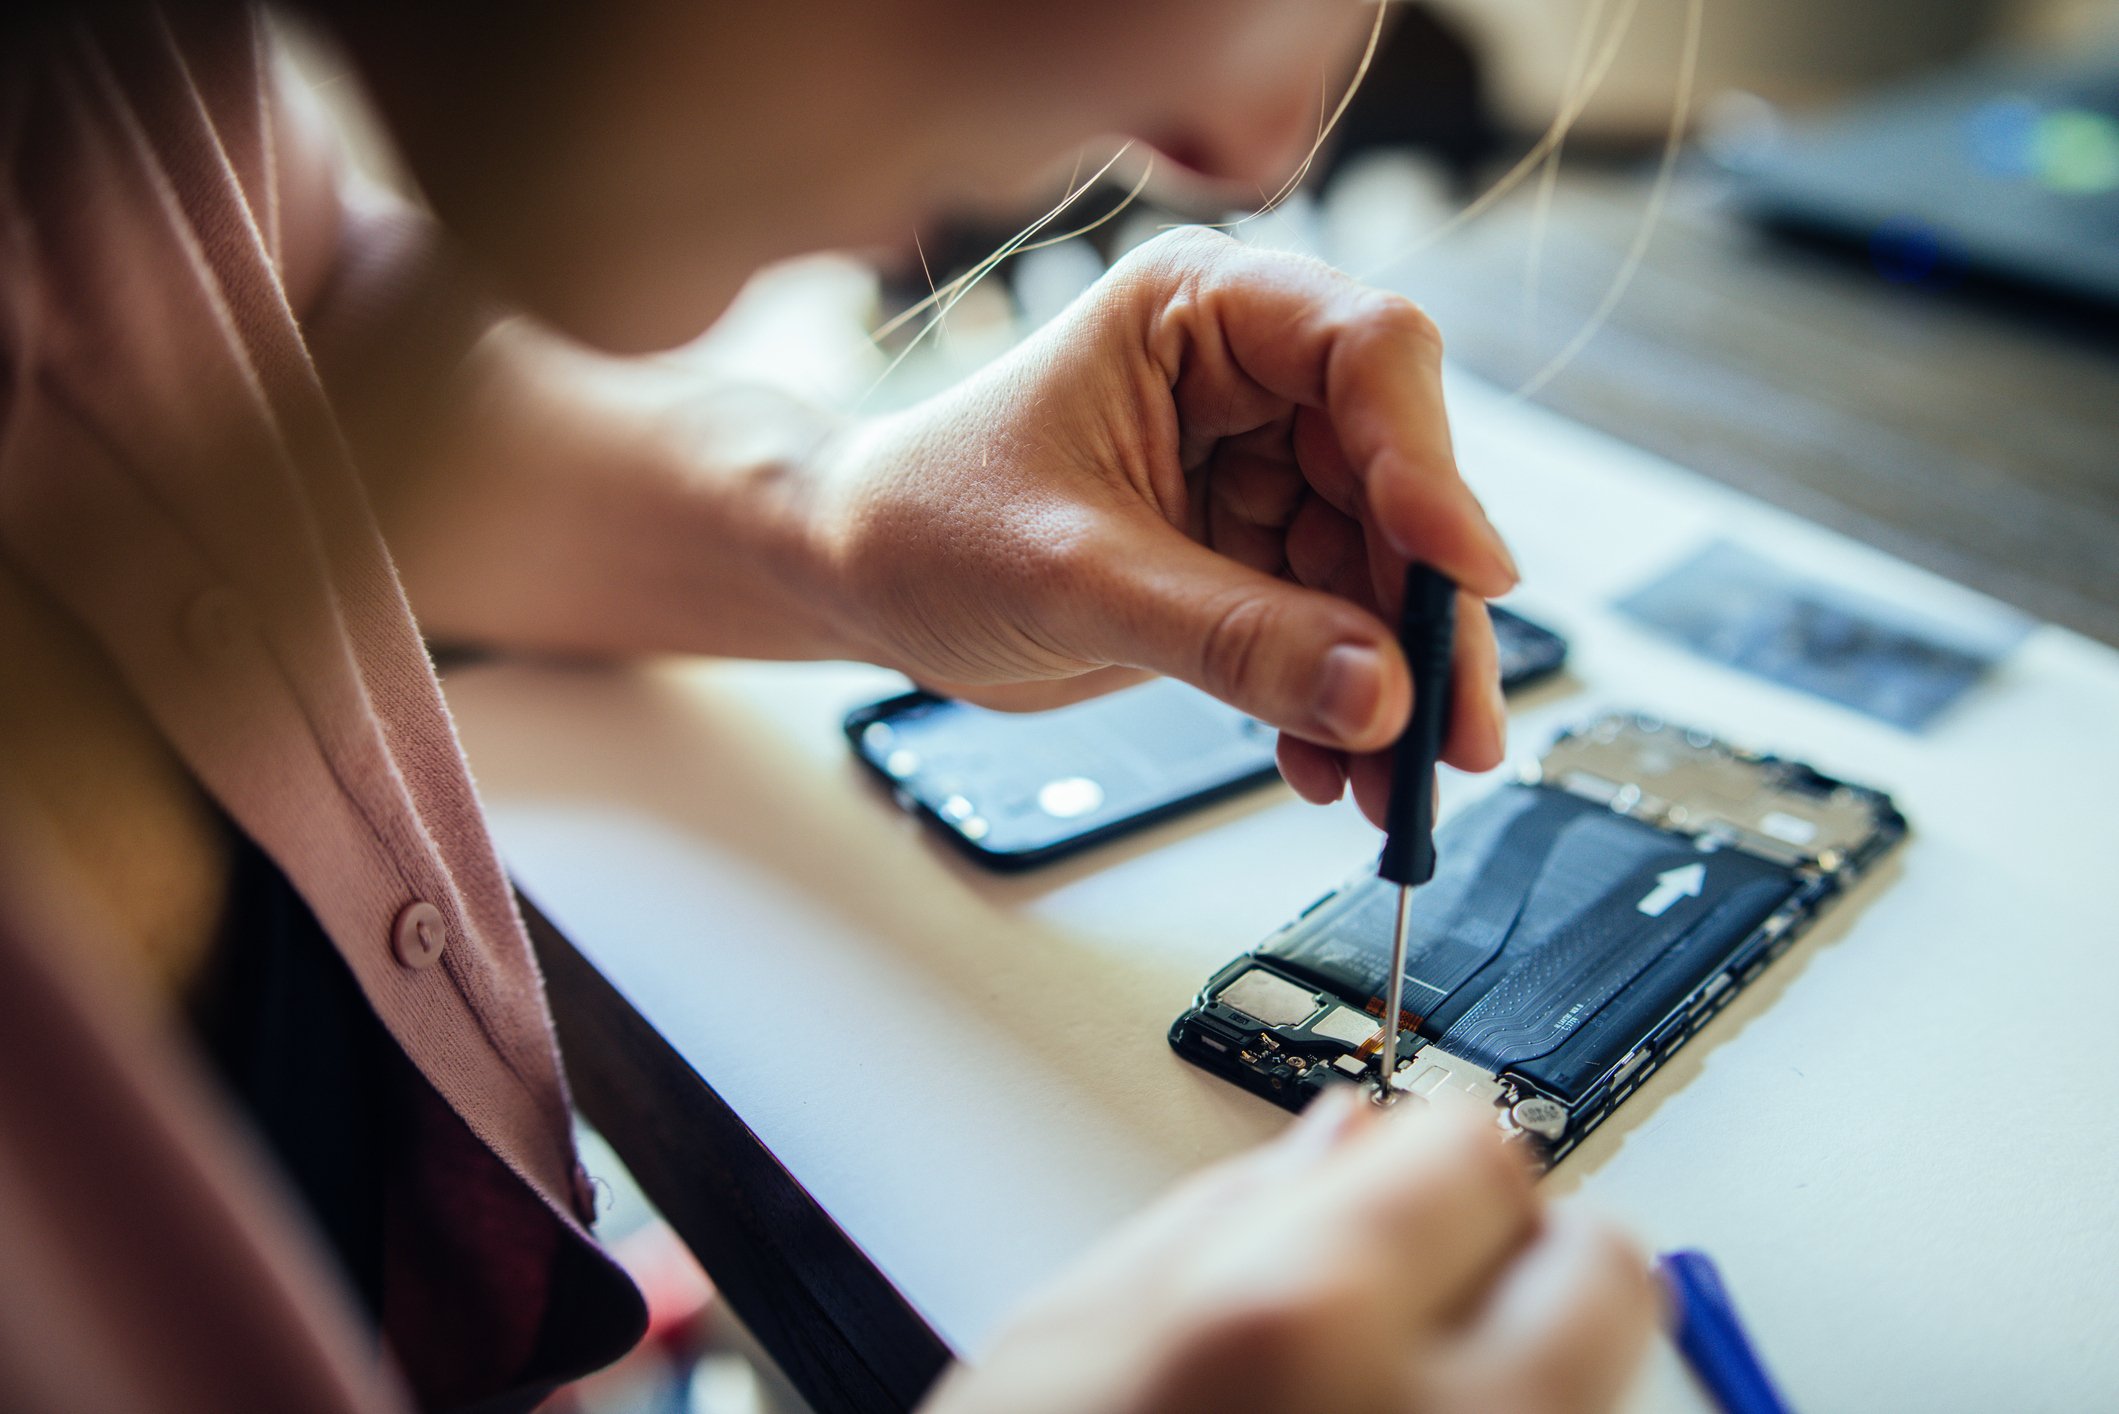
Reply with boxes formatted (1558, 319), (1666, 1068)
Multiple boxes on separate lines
(1379, 564), (1458, 888)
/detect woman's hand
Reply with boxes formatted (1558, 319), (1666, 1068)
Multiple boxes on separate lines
(922, 1091), (1655, 1414)
(824, 228), (1519, 826)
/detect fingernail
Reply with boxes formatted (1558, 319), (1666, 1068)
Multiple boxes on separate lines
(1316, 644), (1387, 745)
(1487, 676), (1509, 761)
(1484, 516), (1522, 590)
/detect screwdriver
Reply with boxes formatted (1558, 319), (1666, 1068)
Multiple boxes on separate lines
(1373, 564), (1458, 1105)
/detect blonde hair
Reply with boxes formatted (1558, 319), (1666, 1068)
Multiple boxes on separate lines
(871, 0), (1705, 403)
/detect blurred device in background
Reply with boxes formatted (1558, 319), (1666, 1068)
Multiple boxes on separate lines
(1724, 47), (2119, 312)
(1428, 0), (2008, 140)
(1618, 541), (2032, 731)
(846, 606), (1568, 870)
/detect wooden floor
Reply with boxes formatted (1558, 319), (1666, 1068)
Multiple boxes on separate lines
(1387, 170), (2119, 648)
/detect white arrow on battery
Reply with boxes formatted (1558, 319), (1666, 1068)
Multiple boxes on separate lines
(1636, 862), (1707, 918)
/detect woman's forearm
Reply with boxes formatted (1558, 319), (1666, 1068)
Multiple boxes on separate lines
(362, 321), (862, 663)
(303, 189), (865, 664)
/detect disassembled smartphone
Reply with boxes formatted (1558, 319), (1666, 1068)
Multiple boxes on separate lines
(846, 606), (1570, 870)
(1169, 713), (1907, 1168)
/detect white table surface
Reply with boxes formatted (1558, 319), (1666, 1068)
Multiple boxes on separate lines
(445, 375), (2119, 1413)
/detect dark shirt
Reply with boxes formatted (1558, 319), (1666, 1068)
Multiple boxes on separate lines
(187, 830), (649, 1412)
(191, 828), (400, 1326)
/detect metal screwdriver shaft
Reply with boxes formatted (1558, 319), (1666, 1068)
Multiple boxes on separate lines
(1378, 884), (1415, 1106)
(1374, 564), (1458, 1104)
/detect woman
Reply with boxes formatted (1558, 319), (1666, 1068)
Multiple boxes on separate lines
(0, 1), (1654, 1410)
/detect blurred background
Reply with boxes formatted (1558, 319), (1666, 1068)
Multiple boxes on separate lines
(289, 2), (2119, 1409)
(1434, 0), (2094, 132)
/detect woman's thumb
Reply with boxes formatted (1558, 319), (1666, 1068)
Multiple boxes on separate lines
(1080, 527), (1410, 753)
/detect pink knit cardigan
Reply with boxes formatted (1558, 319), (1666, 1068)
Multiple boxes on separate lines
(0, 9), (641, 1408)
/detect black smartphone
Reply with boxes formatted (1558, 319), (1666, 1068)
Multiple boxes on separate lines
(845, 678), (1280, 870)
(844, 606), (1571, 870)
(1490, 604), (1568, 691)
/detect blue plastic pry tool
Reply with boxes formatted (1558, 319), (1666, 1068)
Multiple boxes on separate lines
(1657, 1249), (1797, 1414)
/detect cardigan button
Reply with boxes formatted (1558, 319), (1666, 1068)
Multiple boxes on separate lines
(390, 900), (448, 970)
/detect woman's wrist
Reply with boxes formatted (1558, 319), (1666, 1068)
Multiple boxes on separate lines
(650, 379), (883, 666)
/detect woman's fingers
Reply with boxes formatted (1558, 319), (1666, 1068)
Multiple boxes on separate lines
(1276, 733), (1348, 804)
(1324, 1110), (1653, 1410)
(1124, 228), (1518, 601)
(1127, 230), (1513, 797)
(1321, 1105), (1542, 1330)
(1074, 520), (1412, 753)
(1447, 593), (1507, 772)
(1283, 494), (1373, 608)
(1290, 402), (1365, 521)
(1205, 449), (1303, 577)
(871, 230), (1520, 807)
(1423, 1209), (1658, 1414)
(940, 1079), (1648, 1414)
(1334, 593), (1507, 828)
